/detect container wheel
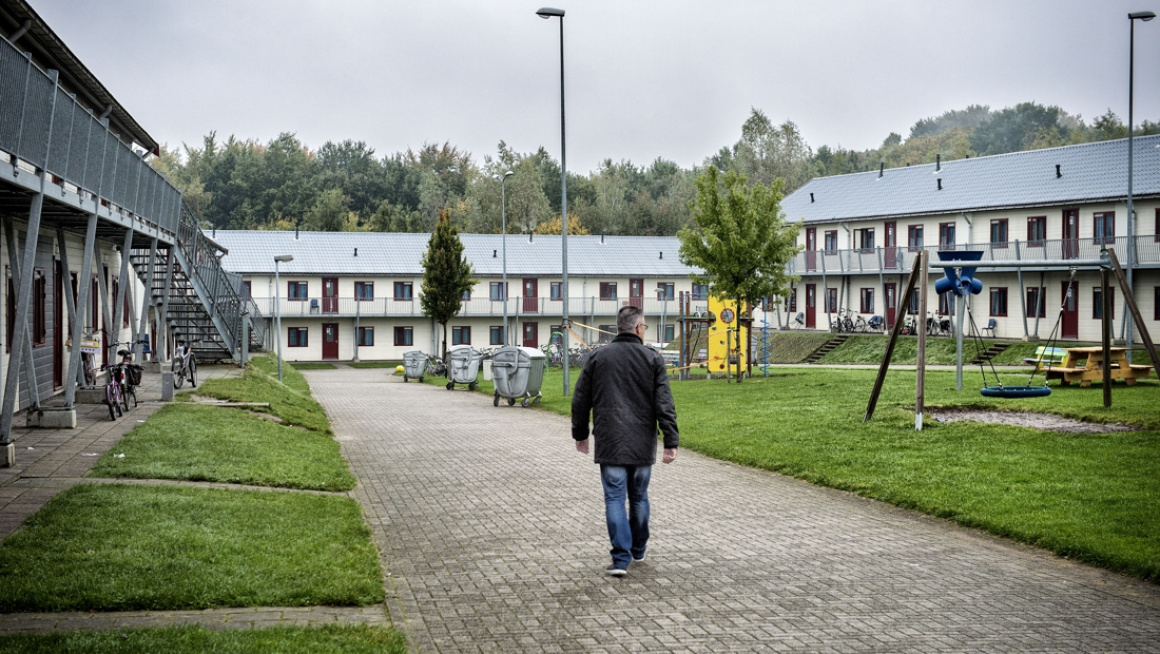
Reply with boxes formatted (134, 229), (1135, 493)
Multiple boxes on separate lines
(419, 376), (424, 383)
(521, 398), (530, 407)
(533, 395), (542, 405)
(507, 397), (516, 406)
(493, 394), (500, 407)
(403, 376), (408, 383)
(469, 382), (477, 391)
(446, 382), (454, 390)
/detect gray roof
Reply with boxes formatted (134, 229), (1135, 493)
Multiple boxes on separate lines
(210, 230), (698, 277)
(781, 134), (1160, 224)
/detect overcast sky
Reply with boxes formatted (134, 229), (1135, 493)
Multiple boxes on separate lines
(30, 0), (1160, 174)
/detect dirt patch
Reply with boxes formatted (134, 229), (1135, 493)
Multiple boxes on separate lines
(930, 409), (1138, 434)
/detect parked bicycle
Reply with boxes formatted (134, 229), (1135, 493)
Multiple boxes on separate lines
(427, 353), (447, 377)
(926, 312), (954, 337)
(172, 339), (197, 389)
(99, 361), (125, 421)
(111, 341), (143, 409)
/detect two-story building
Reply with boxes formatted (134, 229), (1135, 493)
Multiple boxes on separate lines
(213, 230), (705, 362)
(777, 136), (1160, 343)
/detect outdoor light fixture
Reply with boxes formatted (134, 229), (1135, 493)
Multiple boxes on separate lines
(1125, 10), (1154, 354)
(494, 171), (514, 344)
(536, 6), (570, 395)
(274, 254), (293, 383)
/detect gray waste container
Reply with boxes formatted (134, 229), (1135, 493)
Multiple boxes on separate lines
(446, 345), (482, 390)
(491, 345), (547, 407)
(402, 350), (428, 382)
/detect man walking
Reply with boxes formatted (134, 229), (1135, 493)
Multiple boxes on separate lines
(572, 305), (679, 577)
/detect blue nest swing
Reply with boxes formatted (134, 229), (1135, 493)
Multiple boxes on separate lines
(980, 384), (1052, 398)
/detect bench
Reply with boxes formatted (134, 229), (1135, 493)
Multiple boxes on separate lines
(1024, 346), (1066, 369)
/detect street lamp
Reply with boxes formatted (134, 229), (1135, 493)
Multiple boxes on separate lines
(1126, 10), (1154, 355)
(494, 171), (514, 344)
(536, 5), (570, 395)
(274, 254), (293, 383)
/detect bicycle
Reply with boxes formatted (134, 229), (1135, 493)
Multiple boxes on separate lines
(111, 342), (142, 409)
(99, 362), (125, 421)
(172, 339), (198, 389)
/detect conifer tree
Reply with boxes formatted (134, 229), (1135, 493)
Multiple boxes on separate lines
(421, 208), (477, 360)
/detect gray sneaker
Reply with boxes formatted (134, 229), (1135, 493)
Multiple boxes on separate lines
(605, 564), (627, 577)
(632, 551), (646, 563)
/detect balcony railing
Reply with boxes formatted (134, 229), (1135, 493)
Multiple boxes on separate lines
(789, 235), (1160, 276)
(255, 296), (700, 320)
(0, 33), (181, 239)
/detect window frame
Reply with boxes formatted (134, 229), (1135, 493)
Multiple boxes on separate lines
(287, 281), (309, 301)
(357, 326), (375, 347)
(656, 282), (675, 301)
(33, 268), (47, 346)
(1027, 216), (1047, 247)
(787, 289), (797, 313)
(550, 282), (563, 301)
(989, 219), (1009, 249)
(452, 326), (471, 346)
(354, 281), (374, 301)
(489, 325), (505, 345)
(1092, 286), (1116, 320)
(691, 283), (709, 300)
(939, 222), (956, 249)
(599, 282), (617, 301)
(597, 325), (616, 344)
(1025, 287), (1046, 318)
(393, 281), (413, 301)
(824, 230), (839, 253)
(907, 224), (924, 252)
(989, 287), (1008, 317)
(855, 227), (875, 252)
(288, 327), (308, 347)
(859, 288), (874, 314)
(826, 288), (838, 313)
(490, 282), (508, 301)
(1093, 211), (1115, 245)
(393, 326), (414, 346)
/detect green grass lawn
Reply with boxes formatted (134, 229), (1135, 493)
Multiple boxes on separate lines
(88, 403), (355, 491)
(193, 357), (331, 433)
(0, 624), (406, 654)
(448, 363), (1160, 581)
(0, 484), (384, 612)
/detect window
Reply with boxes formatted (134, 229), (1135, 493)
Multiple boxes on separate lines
(490, 282), (507, 301)
(989, 219), (1008, 248)
(662, 324), (675, 342)
(691, 283), (709, 300)
(990, 287), (1008, 317)
(824, 230), (838, 253)
(599, 282), (617, 301)
(393, 282), (413, 300)
(452, 326), (471, 345)
(550, 282), (563, 301)
(490, 326), (505, 345)
(939, 222), (956, 249)
(1027, 216), (1046, 247)
(1093, 287), (1116, 320)
(1155, 209), (1160, 243)
(355, 281), (374, 300)
(598, 325), (616, 344)
(394, 326), (413, 346)
(855, 228), (875, 251)
(859, 288), (874, 314)
(907, 288), (920, 315)
(357, 326), (374, 346)
(907, 225), (924, 251)
(461, 289), (471, 301)
(288, 281), (308, 300)
(938, 293), (955, 316)
(1155, 287), (1160, 320)
(657, 282), (675, 300)
(288, 327), (308, 347)
(33, 269), (47, 346)
(787, 289), (797, 313)
(1026, 287), (1046, 318)
(242, 280), (252, 299)
(1093, 211), (1115, 244)
(826, 288), (838, 313)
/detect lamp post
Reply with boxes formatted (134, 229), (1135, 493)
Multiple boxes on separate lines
(494, 171), (514, 344)
(656, 286), (668, 345)
(537, 6), (570, 395)
(274, 254), (293, 383)
(1126, 10), (1154, 355)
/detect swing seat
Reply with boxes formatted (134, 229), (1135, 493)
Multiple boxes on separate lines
(980, 385), (1052, 398)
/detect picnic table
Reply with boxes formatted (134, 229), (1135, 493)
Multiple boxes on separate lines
(1044, 346), (1154, 387)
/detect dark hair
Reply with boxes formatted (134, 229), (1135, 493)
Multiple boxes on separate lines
(617, 305), (644, 333)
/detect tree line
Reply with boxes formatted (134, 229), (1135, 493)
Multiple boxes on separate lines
(152, 102), (1157, 237)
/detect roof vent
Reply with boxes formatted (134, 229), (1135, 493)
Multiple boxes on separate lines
(354, 248), (358, 257)
(529, 232), (534, 243)
(936, 154), (941, 172)
(295, 225), (299, 240)
(600, 234), (605, 244)
(878, 163), (884, 178)
(1055, 164), (1062, 178)
(659, 251), (663, 259)
(493, 249), (497, 258)
(809, 192), (815, 203)
(937, 178), (943, 191)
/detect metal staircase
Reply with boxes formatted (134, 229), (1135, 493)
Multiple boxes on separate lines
(130, 203), (265, 363)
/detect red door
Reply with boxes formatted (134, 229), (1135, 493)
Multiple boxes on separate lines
(322, 278), (338, 313)
(884, 221), (897, 269)
(885, 282), (897, 331)
(522, 322), (538, 348)
(805, 228), (817, 271)
(523, 278), (538, 313)
(805, 284), (816, 329)
(322, 323), (339, 359)
(629, 278), (644, 309)
(53, 259), (63, 388)
(1061, 281), (1078, 339)
(1062, 209), (1079, 259)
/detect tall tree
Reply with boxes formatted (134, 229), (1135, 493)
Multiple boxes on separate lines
(678, 167), (801, 381)
(421, 209), (477, 359)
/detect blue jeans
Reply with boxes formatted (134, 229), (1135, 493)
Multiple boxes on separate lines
(600, 464), (652, 568)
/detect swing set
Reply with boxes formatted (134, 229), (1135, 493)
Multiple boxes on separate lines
(864, 248), (1160, 429)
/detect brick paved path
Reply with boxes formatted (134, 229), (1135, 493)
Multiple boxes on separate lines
(306, 367), (1160, 654)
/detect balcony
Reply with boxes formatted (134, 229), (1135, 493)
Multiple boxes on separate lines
(790, 235), (1160, 276)
(255, 295), (701, 321)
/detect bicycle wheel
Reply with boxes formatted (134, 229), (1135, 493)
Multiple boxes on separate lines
(189, 358), (197, 388)
(106, 386), (117, 421)
(125, 385), (137, 409)
(121, 384), (131, 413)
(172, 359), (185, 389)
